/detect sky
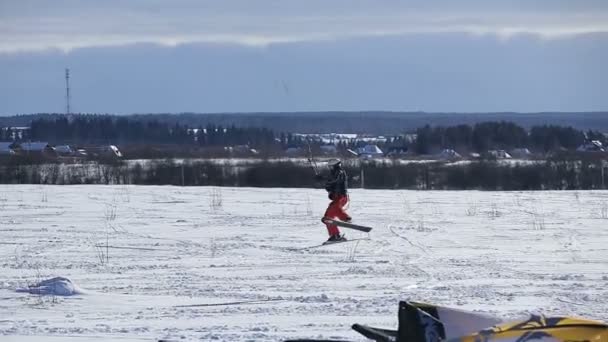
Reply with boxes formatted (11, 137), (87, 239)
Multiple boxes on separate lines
(0, 0), (607, 115)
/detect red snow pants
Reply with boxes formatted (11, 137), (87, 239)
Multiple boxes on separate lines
(323, 194), (350, 236)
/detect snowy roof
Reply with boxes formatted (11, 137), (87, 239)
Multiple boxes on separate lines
(108, 145), (123, 157)
(334, 134), (357, 139)
(20, 142), (51, 151)
(357, 145), (383, 154)
(488, 150), (512, 159)
(55, 145), (73, 153)
(577, 141), (605, 152)
(439, 149), (462, 159)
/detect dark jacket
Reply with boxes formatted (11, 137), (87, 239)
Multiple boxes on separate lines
(325, 169), (348, 195)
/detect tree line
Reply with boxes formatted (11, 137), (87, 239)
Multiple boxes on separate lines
(413, 122), (606, 154)
(23, 116), (277, 148)
(1, 157), (606, 190)
(3, 112), (608, 134)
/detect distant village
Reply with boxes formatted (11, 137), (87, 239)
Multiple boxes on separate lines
(0, 141), (122, 159)
(294, 133), (606, 160)
(1, 127), (606, 163)
(2, 113), (608, 166)
(0, 127), (123, 161)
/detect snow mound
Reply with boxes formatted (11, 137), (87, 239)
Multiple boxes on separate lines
(16, 277), (84, 296)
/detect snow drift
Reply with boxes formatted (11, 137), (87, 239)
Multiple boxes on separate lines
(16, 277), (84, 296)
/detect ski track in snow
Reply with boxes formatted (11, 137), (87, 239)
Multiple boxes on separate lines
(0, 185), (607, 341)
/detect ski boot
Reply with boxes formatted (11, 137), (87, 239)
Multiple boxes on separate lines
(326, 234), (347, 243)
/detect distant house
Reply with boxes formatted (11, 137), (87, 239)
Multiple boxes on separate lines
(577, 140), (605, 152)
(0, 142), (15, 155)
(1, 126), (30, 140)
(20, 142), (49, 151)
(106, 145), (123, 158)
(357, 144), (384, 159)
(55, 145), (88, 159)
(403, 134), (417, 144)
(488, 150), (512, 159)
(385, 146), (409, 158)
(357, 135), (388, 144)
(224, 145), (258, 156)
(54, 145), (74, 156)
(83, 145), (123, 159)
(75, 149), (88, 157)
(510, 148), (532, 158)
(437, 149), (461, 160)
(19, 142), (57, 158)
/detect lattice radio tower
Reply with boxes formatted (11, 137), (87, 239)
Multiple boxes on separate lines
(65, 68), (71, 115)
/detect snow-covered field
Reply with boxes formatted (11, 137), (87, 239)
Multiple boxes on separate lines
(1, 185), (607, 341)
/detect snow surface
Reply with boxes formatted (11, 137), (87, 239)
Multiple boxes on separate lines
(0, 185), (607, 341)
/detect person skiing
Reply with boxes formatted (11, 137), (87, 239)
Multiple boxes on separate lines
(317, 159), (352, 242)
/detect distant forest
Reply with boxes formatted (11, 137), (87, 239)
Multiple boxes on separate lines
(413, 122), (607, 154)
(1, 111), (608, 135)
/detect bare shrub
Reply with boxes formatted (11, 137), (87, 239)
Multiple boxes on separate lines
(210, 188), (223, 211)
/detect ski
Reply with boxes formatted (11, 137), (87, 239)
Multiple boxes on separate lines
(293, 238), (370, 250)
(322, 218), (373, 232)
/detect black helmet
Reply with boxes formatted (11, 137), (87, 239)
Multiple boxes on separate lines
(327, 159), (341, 169)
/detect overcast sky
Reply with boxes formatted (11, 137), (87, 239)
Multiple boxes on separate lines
(1, 0), (607, 115)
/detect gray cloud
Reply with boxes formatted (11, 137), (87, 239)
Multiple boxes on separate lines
(1, 33), (606, 114)
(1, 0), (608, 53)
(1, 1), (605, 114)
